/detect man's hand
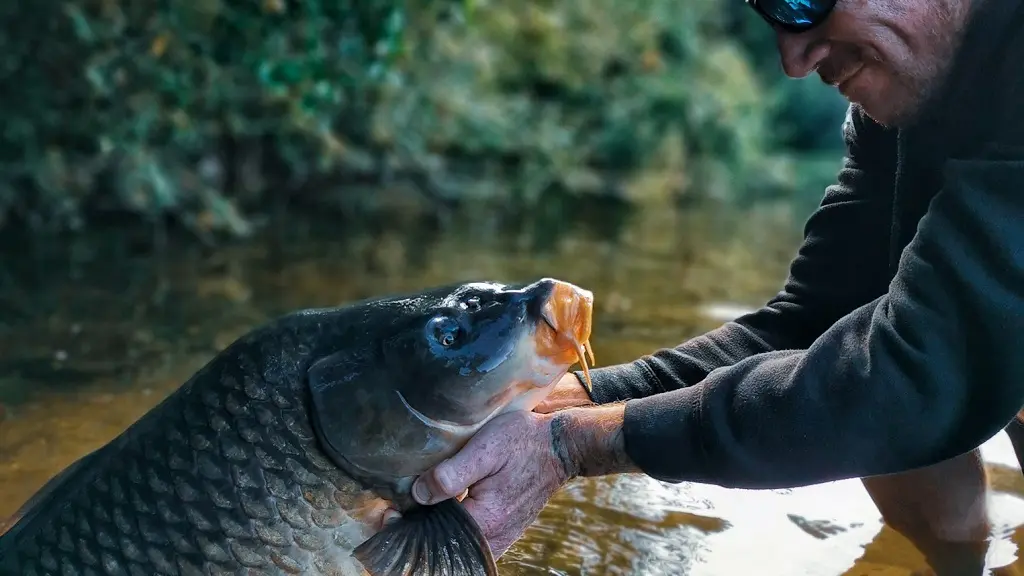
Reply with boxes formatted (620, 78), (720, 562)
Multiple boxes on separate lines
(409, 403), (637, 557)
(533, 373), (595, 414)
(409, 410), (567, 557)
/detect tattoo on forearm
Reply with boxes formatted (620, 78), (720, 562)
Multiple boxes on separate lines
(548, 405), (638, 480)
(549, 413), (577, 481)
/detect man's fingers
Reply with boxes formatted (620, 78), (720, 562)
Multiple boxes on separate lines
(533, 374), (594, 414)
(412, 434), (502, 505)
(380, 508), (402, 529)
(532, 399), (559, 414)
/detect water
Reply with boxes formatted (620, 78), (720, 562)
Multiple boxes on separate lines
(1, 196), (1022, 575)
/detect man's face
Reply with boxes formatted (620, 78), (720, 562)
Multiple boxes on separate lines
(773, 0), (971, 126)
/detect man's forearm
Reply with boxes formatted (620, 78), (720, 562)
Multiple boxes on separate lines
(548, 404), (641, 480)
(608, 152), (1024, 488)
(578, 108), (894, 407)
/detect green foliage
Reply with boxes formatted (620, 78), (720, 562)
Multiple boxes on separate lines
(718, 1), (848, 151)
(0, 0), (847, 238)
(0, 0), (423, 236)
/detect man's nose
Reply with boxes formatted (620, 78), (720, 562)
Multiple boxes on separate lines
(776, 30), (830, 78)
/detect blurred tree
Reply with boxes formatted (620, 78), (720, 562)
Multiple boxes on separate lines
(0, 0), (846, 239)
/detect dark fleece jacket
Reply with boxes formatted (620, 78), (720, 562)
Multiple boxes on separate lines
(576, 0), (1024, 488)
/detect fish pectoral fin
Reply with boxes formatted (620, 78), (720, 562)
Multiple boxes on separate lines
(352, 498), (498, 576)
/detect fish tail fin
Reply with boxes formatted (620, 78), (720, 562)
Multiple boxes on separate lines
(353, 498), (498, 576)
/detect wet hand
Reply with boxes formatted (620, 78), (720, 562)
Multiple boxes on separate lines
(409, 410), (571, 558)
(533, 373), (595, 414)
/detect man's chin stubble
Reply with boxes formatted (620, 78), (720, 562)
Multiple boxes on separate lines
(840, 75), (933, 129)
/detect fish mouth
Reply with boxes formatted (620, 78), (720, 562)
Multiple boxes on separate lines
(536, 280), (596, 391)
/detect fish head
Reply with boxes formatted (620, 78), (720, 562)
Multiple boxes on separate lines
(306, 277), (595, 487)
(388, 277), (595, 429)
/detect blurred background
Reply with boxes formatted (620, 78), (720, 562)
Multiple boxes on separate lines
(0, 0), (1021, 573)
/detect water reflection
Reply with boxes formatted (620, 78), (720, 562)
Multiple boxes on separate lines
(1, 196), (1021, 575)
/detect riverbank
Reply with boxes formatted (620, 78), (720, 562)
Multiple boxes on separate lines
(0, 0), (846, 241)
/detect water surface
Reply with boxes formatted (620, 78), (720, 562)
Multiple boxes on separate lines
(1, 197), (1021, 575)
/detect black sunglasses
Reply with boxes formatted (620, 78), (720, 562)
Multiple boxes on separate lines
(745, 0), (839, 33)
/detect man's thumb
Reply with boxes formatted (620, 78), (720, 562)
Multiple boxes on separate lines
(412, 440), (498, 505)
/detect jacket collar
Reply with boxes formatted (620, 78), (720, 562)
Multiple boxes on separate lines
(912, 0), (1024, 155)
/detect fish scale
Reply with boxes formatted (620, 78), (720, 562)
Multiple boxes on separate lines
(2, 279), (596, 576)
(2, 327), (379, 576)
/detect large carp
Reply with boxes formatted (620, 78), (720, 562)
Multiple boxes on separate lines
(0, 278), (596, 576)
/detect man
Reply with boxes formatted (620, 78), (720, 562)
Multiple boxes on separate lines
(407, 0), (1024, 571)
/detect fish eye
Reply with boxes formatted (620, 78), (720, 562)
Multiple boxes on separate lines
(429, 316), (461, 347)
(461, 296), (482, 312)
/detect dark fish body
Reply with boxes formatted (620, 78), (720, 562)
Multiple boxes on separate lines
(1, 309), (386, 576)
(0, 279), (596, 576)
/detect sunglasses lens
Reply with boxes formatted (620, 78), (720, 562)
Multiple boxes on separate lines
(760, 0), (831, 28)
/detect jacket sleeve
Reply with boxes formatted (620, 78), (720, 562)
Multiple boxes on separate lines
(620, 143), (1024, 488)
(583, 105), (897, 404)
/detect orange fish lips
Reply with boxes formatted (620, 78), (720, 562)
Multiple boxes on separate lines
(535, 280), (596, 391)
